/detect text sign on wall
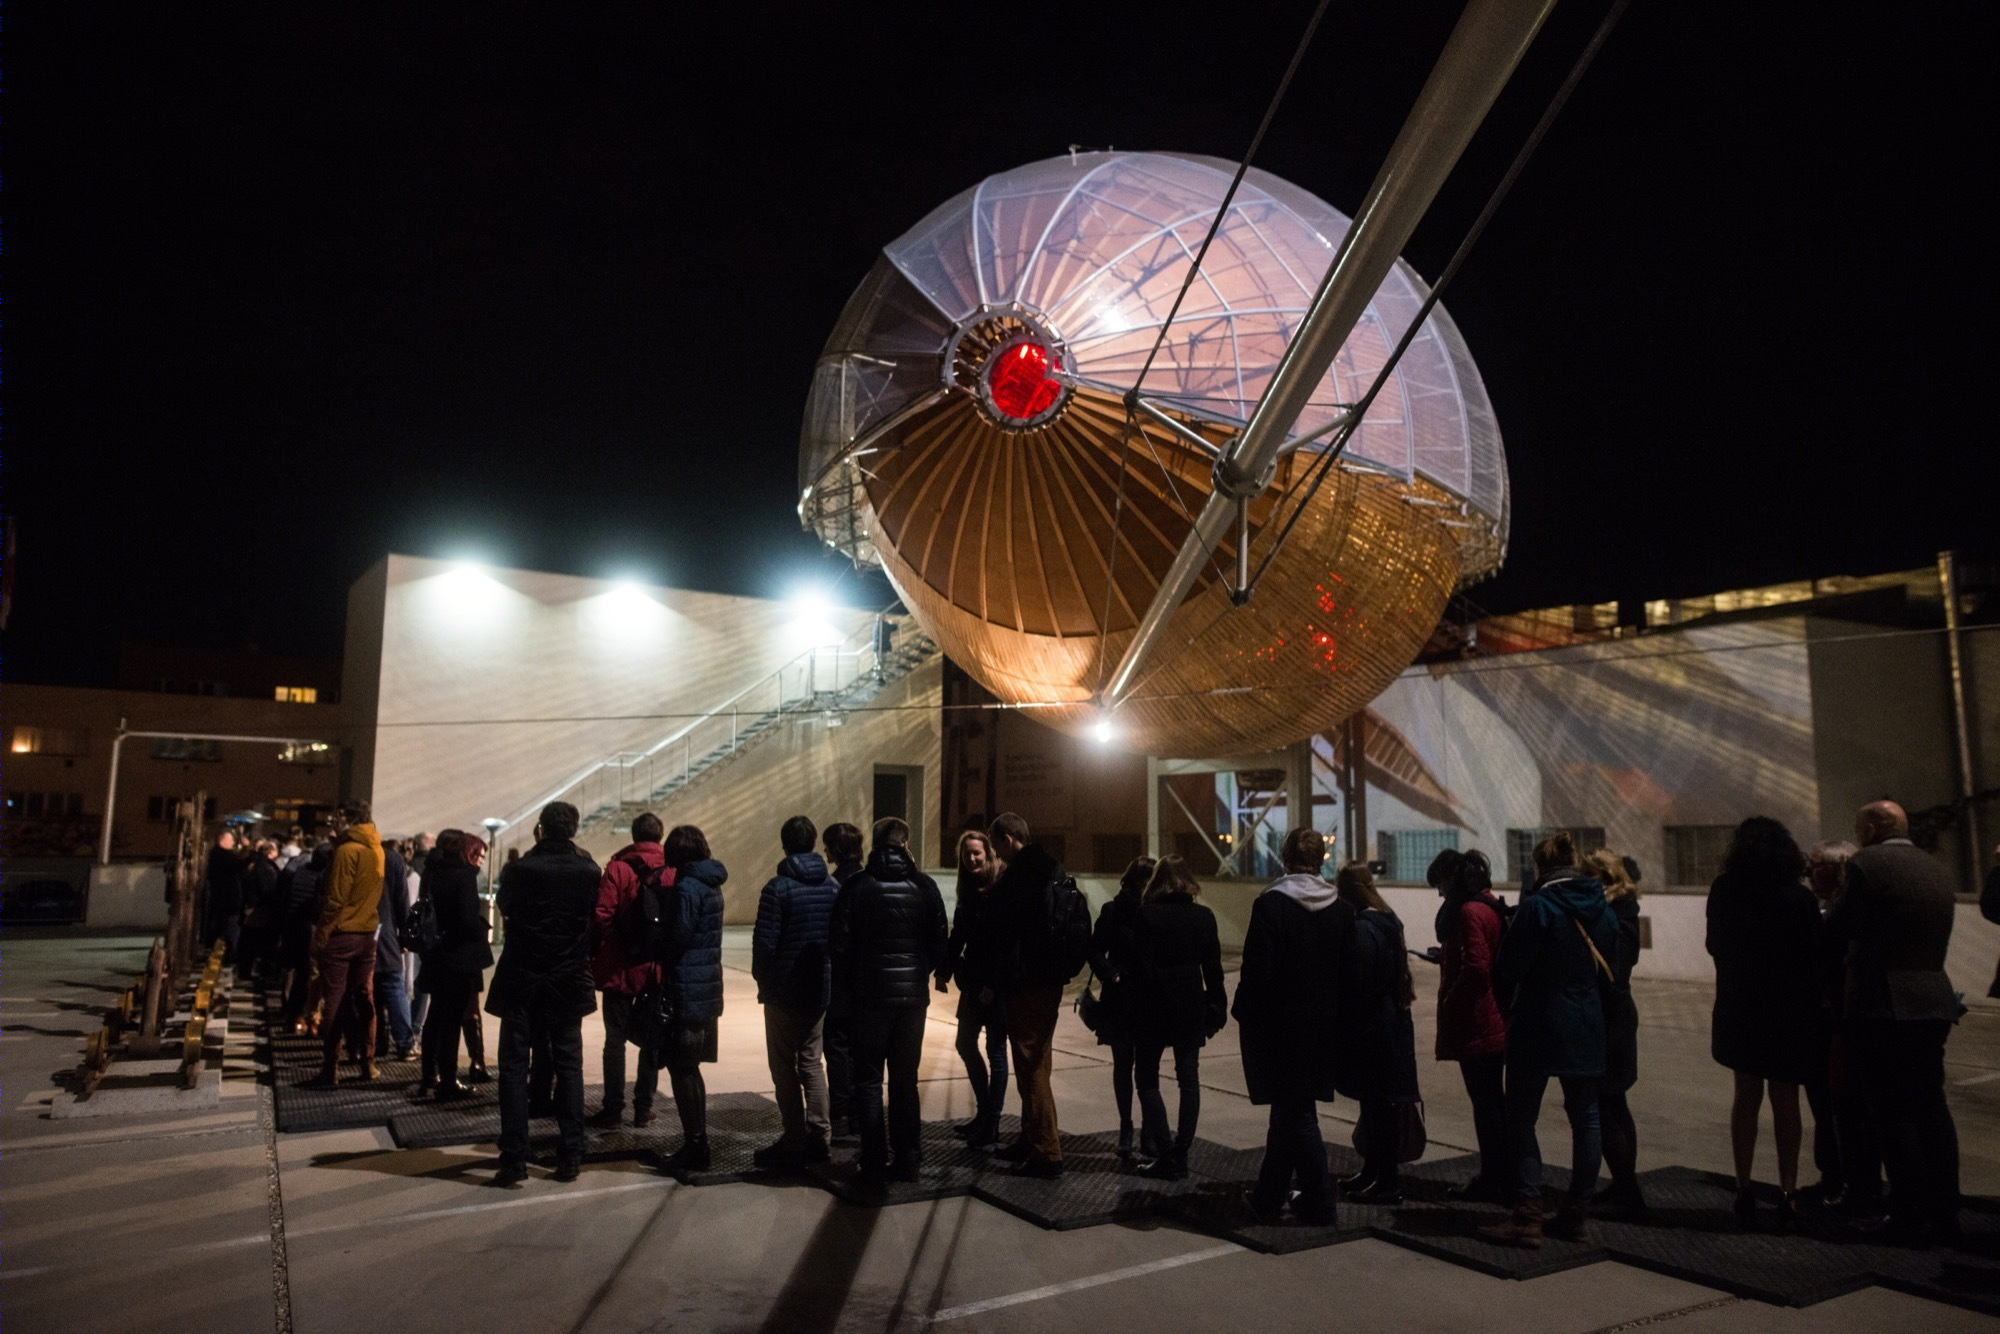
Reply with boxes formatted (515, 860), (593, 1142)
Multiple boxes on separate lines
(999, 750), (1074, 831)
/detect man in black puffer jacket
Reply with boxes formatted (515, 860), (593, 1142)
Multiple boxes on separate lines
(485, 801), (601, 1189)
(830, 817), (947, 1185)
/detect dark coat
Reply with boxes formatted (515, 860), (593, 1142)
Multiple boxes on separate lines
(1706, 867), (1821, 1081)
(827, 858), (864, 1019)
(664, 859), (727, 1023)
(277, 847), (331, 971)
(1496, 872), (1616, 1078)
(1835, 839), (1959, 1024)
(1085, 894), (1143, 1047)
(206, 847), (244, 916)
(592, 842), (667, 996)
(375, 847), (412, 974)
(244, 856), (279, 920)
(981, 842), (1073, 987)
(416, 860), (493, 993)
(485, 839), (602, 1020)
(1435, 890), (1506, 1062)
(753, 851), (839, 1012)
(1337, 909), (1420, 1101)
(1133, 895), (1226, 1050)
(831, 846), (948, 1008)
(1603, 894), (1642, 1090)
(1232, 875), (1355, 1105)
(941, 875), (1001, 993)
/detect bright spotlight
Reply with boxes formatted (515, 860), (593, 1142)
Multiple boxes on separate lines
(1090, 715), (1116, 745)
(790, 586), (834, 620)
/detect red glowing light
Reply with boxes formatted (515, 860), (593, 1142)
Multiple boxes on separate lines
(986, 341), (1063, 422)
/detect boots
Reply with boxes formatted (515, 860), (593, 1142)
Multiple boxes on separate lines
(1477, 1202), (1544, 1249)
(1546, 1198), (1589, 1242)
(666, 1136), (711, 1172)
(1593, 1177), (1648, 1219)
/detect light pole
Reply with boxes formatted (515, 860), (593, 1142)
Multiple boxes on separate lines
(481, 817), (507, 947)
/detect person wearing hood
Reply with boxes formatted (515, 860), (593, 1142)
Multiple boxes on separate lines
(1432, 848), (1510, 1202)
(821, 821), (865, 1141)
(937, 830), (1010, 1149)
(658, 825), (728, 1172)
(588, 813), (668, 1130)
(1233, 827), (1355, 1225)
(830, 817), (948, 1186)
(485, 802), (601, 1188)
(752, 815), (840, 1170)
(1478, 832), (1618, 1248)
(307, 799), (386, 1086)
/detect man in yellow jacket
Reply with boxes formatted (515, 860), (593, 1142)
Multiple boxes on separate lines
(308, 798), (385, 1085)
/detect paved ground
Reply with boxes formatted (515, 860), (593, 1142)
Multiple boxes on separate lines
(6, 926), (1999, 1333)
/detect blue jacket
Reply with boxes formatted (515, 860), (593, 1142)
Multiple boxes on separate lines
(753, 852), (838, 1012)
(667, 858), (727, 1023)
(1494, 872), (1615, 1077)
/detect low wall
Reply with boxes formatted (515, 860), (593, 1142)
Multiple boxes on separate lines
(86, 863), (170, 930)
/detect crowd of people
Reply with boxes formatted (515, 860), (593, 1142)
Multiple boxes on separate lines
(215, 792), (1986, 1248)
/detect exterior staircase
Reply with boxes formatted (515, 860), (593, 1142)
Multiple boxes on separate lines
(495, 612), (938, 843)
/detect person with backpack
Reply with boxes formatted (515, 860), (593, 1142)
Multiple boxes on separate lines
(658, 825), (727, 1172)
(1234, 827), (1354, 1225)
(981, 811), (1087, 1179)
(937, 830), (1010, 1149)
(822, 821), (865, 1141)
(587, 813), (668, 1130)
(1478, 832), (1617, 1247)
(415, 829), (494, 1100)
(751, 815), (840, 1170)
(485, 802), (601, 1188)
(830, 817), (948, 1186)
(1130, 856), (1226, 1180)
(1433, 848), (1510, 1202)
(1334, 862), (1421, 1204)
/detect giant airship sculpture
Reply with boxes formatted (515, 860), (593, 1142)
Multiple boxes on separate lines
(798, 150), (1508, 756)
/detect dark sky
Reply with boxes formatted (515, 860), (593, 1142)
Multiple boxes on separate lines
(8, 2), (1986, 686)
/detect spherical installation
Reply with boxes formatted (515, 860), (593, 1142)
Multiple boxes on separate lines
(799, 151), (1508, 754)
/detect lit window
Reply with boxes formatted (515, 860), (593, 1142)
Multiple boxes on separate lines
(11, 727), (89, 756)
(274, 686), (318, 704)
(278, 742), (334, 764)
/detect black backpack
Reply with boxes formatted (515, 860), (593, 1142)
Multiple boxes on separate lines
(1044, 872), (1092, 981)
(396, 884), (440, 955)
(621, 853), (682, 964)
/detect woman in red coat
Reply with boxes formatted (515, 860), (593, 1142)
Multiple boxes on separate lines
(1432, 849), (1509, 1202)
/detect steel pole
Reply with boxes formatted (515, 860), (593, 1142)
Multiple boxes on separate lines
(1102, 0), (1556, 710)
(1939, 551), (1983, 892)
(98, 728), (128, 865)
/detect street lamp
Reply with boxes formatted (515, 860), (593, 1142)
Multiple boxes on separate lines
(481, 817), (507, 948)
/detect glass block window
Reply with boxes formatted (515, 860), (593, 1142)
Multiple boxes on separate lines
(1664, 825), (1736, 887)
(1378, 828), (1460, 883)
(1505, 826), (1607, 886)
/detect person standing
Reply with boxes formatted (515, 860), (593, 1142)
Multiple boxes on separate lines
(1479, 832), (1616, 1248)
(485, 802), (601, 1188)
(1235, 828), (1353, 1225)
(981, 812), (1081, 1179)
(306, 800), (385, 1086)
(415, 830), (493, 1100)
(1334, 863), (1420, 1204)
(822, 821), (865, 1141)
(1584, 849), (1646, 1218)
(1433, 849), (1510, 1203)
(240, 839), (280, 983)
(205, 830), (246, 965)
(374, 838), (419, 1062)
(831, 818), (948, 1185)
(1085, 857), (1152, 1158)
(1839, 799), (1963, 1244)
(1130, 856), (1226, 1180)
(938, 830), (1010, 1148)
(658, 826), (727, 1172)
(751, 815), (840, 1170)
(1706, 816), (1820, 1232)
(587, 813), (667, 1130)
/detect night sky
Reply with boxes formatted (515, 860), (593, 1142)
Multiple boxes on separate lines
(8, 2), (1986, 687)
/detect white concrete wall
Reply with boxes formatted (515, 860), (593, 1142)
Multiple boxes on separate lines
(87, 863), (168, 930)
(350, 554), (876, 840)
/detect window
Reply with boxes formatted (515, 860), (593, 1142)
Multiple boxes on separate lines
(274, 686), (318, 703)
(5, 791), (85, 819)
(10, 726), (89, 756)
(146, 795), (218, 822)
(1664, 825), (1735, 887)
(151, 737), (222, 762)
(278, 741), (334, 764)
(1505, 826), (1607, 885)
(1378, 828), (1460, 883)
(1090, 833), (1143, 875)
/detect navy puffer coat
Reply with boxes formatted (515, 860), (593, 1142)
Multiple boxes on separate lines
(753, 852), (838, 1012)
(1494, 872), (1616, 1077)
(665, 859), (727, 1023)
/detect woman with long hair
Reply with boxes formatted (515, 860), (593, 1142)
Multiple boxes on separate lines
(660, 825), (727, 1171)
(1434, 848), (1510, 1202)
(1130, 856), (1226, 1179)
(1706, 815), (1819, 1231)
(1087, 856), (1154, 1156)
(1584, 849), (1646, 1217)
(414, 829), (494, 1100)
(939, 829), (1009, 1147)
(1334, 862), (1420, 1203)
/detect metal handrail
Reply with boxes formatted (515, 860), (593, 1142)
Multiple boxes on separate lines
(495, 613), (926, 837)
